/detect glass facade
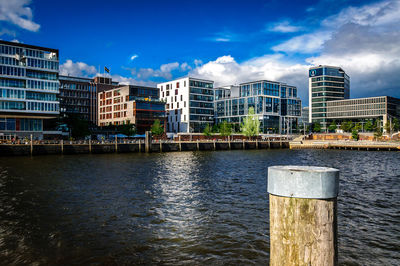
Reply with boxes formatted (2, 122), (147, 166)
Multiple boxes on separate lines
(309, 66), (350, 129)
(0, 41), (59, 136)
(214, 80), (301, 134)
(189, 78), (214, 132)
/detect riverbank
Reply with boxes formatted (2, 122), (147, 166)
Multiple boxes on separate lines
(0, 140), (289, 156)
(290, 140), (400, 151)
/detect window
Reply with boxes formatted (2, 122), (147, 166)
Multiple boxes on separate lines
(180, 95), (183, 101)
(175, 89), (178, 95)
(176, 82), (180, 88)
(184, 101), (186, 107)
(177, 102), (179, 108)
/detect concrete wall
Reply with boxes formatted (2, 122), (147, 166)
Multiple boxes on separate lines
(0, 141), (289, 157)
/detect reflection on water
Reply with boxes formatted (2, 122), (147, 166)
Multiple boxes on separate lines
(0, 150), (399, 265)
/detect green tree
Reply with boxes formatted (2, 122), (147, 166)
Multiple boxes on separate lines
(219, 121), (232, 137)
(374, 119), (382, 140)
(211, 124), (219, 133)
(313, 122), (321, 133)
(65, 114), (90, 139)
(365, 120), (374, 132)
(203, 123), (212, 136)
(119, 121), (136, 136)
(241, 107), (260, 137)
(150, 119), (164, 136)
(351, 130), (359, 141)
(328, 122), (337, 133)
(341, 121), (353, 132)
(384, 121), (391, 134)
(393, 118), (399, 132)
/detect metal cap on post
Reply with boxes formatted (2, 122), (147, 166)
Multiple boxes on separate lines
(268, 166), (339, 199)
(268, 165), (340, 266)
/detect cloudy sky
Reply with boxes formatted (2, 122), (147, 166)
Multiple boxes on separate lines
(1, 0), (399, 105)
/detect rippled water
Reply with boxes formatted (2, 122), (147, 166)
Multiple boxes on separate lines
(0, 150), (399, 265)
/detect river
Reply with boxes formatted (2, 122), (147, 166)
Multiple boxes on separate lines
(0, 150), (399, 265)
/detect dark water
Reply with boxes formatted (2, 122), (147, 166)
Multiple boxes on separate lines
(0, 150), (399, 265)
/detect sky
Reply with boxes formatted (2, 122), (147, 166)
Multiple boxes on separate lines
(0, 0), (399, 105)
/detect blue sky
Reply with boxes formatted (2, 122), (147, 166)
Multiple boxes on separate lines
(1, 0), (399, 105)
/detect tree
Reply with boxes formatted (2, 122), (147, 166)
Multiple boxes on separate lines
(211, 124), (219, 133)
(313, 122), (321, 133)
(384, 121), (391, 134)
(203, 123), (212, 136)
(328, 122), (337, 133)
(65, 114), (90, 139)
(341, 121), (353, 132)
(351, 130), (359, 141)
(219, 121), (232, 137)
(353, 122), (362, 132)
(374, 119), (382, 140)
(393, 118), (399, 132)
(365, 120), (374, 132)
(151, 119), (164, 136)
(241, 107), (260, 138)
(119, 121), (136, 136)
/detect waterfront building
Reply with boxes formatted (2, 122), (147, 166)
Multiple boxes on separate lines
(59, 75), (118, 127)
(309, 65), (350, 130)
(158, 77), (214, 133)
(326, 96), (400, 130)
(299, 107), (309, 126)
(0, 40), (60, 139)
(98, 85), (166, 134)
(214, 80), (301, 134)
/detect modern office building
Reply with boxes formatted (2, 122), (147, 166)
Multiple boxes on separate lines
(326, 96), (400, 129)
(158, 77), (214, 133)
(0, 40), (60, 139)
(98, 85), (166, 133)
(299, 107), (309, 126)
(59, 75), (118, 127)
(309, 65), (350, 130)
(214, 80), (301, 134)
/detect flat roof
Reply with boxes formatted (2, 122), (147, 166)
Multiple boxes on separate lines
(0, 40), (58, 54)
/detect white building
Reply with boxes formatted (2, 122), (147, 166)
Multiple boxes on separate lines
(157, 77), (214, 133)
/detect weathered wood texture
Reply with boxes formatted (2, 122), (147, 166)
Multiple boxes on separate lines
(269, 194), (337, 266)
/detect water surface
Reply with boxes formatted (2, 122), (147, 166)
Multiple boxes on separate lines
(0, 150), (399, 265)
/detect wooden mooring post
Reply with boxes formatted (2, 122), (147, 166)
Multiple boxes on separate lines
(61, 139), (64, 154)
(145, 131), (152, 153)
(268, 166), (339, 266)
(30, 134), (33, 156)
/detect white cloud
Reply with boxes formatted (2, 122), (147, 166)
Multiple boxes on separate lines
(272, 31), (332, 53)
(60, 60), (98, 77)
(322, 0), (400, 28)
(268, 20), (304, 33)
(130, 62), (189, 80)
(130, 54), (138, 61)
(190, 0), (400, 104)
(0, 0), (40, 32)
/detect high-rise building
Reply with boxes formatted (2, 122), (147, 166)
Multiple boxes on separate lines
(214, 80), (301, 134)
(309, 65), (350, 130)
(158, 77), (214, 133)
(59, 75), (118, 127)
(98, 85), (166, 134)
(0, 40), (60, 139)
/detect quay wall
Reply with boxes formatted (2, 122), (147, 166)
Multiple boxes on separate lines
(0, 141), (289, 157)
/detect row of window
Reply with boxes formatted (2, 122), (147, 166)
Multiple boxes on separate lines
(27, 58), (58, 70)
(27, 70), (58, 80)
(0, 56), (21, 66)
(0, 65), (25, 77)
(0, 88), (25, 99)
(0, 45), (23, 56)
(312, 92), (344, 98)
(312, 87), (344, 93)
(26, 92), (57, 101)
(0, 118), (42, 132)
(27, 80), (59, 91)
(311, 76), (344, 82)
(26, 101), (59, 112)
(190, 81), (213, 88)
(61, 83), (95, 91)
(327, 97), (386, 106)
(327, 104), (385, 112)
(0, 78), (25, 88)
(312, 82), (344, 88)
(327, 110), (386, 118)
